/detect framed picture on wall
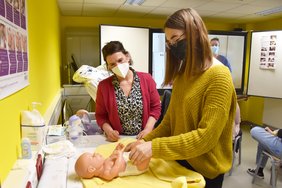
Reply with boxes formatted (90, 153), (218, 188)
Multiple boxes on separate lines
(0, 0), (29, 100)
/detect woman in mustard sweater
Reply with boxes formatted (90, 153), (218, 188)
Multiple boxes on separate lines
(126, 8), (237, 188)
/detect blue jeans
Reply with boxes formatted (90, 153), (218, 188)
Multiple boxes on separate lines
(251, 126), (282, 168)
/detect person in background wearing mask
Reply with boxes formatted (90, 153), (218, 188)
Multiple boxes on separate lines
(210, 37), (232, 72)
(125, 8), (237, 188)
(95, 41), (161, 142)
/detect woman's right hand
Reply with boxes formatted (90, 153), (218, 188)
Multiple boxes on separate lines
(102, 123), (120, 142)
(129, 141), (152, 166)
(105, 130), (120, 142)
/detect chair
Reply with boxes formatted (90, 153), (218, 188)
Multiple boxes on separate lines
(229, 129), (242, 175)
(155, 90), (171, 128)
(252, 150), (281, 188)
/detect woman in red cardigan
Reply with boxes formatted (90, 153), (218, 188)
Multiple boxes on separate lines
(95, 41), (161, 142)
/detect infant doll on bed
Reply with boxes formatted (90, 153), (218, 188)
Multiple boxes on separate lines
(75, 143), (150, 181)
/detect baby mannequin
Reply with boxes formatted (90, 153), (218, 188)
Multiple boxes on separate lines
(75, 143), (149, 181)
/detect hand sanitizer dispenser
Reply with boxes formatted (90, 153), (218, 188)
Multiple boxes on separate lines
(21, 102), (46, 151)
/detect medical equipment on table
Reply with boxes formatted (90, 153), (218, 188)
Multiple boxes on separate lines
(37, 135), (205, 188)
(66, 115), (84, 145)
(38, 135), (109, 188)
(21, 102), (46, 151)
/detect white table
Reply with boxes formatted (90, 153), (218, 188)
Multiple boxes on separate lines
(38, 135), (134, 188)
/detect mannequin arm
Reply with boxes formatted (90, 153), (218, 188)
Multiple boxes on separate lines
(100, 143), (126, 180)
(101, 151), (126, 180)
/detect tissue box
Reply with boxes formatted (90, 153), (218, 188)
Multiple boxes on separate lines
(21, 125), (46, 151)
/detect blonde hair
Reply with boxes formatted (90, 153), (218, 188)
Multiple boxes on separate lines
(163, 8), (213, 85)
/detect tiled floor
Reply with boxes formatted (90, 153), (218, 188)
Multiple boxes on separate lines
(222, 125), (282, 188)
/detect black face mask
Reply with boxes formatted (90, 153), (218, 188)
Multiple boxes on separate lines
(169, 39), (187, 60)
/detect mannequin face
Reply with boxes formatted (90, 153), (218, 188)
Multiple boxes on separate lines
(75, 152), (105, 178)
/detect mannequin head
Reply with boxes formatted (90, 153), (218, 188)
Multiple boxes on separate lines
(75, 152), (105, 179)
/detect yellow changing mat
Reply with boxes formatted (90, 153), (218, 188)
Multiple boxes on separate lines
(80, 138), (205, 188)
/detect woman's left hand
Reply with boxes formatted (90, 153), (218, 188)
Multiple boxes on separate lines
(265, 127), (278, 136)
(129, 141), (152, 165)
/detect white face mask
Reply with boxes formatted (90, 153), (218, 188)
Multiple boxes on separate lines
(111, 62), (129, 78)
(211, 45), (219, 55)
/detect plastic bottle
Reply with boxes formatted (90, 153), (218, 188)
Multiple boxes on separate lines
(21, 137), (32, 159)
(67, 115), (83, 145)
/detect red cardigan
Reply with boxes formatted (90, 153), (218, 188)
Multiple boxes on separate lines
(95, 72), (161, 134)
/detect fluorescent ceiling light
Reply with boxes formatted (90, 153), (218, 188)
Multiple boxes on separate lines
(255, 6), (282, 16)
(124, 0), (145, 6)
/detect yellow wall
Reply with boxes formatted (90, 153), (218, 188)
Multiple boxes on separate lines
(0, 0), (61, 182)
(59, 16), (237, 83)
(60, 16), (238, 30)
(59, 15), (278, 126)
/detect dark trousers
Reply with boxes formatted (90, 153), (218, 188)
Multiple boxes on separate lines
(177, 160), (224, 188)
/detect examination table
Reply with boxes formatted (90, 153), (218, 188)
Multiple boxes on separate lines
(37, 135), (205, 188)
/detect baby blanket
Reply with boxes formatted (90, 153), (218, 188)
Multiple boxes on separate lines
(80, 138), (205, 188)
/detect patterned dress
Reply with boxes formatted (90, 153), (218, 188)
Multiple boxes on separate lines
(112, 68), (143, 135)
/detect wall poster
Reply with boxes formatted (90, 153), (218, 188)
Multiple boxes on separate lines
(259, 34), (277, 70)
(248, 30), (282, 98)
(0, 0), (28, 100)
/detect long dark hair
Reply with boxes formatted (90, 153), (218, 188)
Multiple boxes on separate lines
(163, 8), (213, 85)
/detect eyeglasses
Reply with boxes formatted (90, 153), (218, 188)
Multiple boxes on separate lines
(166, 33), (185, 49)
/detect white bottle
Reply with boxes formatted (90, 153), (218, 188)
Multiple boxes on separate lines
(21, 137), (32, 159)
(67, 115), (83, 145)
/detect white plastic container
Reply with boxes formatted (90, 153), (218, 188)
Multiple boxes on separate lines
(21, 124), (45, 151)
(21, 102), (46, 151)
(67, 115), (83, 145)
(21, 137), (32, 159)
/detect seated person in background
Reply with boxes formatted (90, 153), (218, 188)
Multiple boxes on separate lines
(247, 126), (282, 179)
(233, 102), (241, 141)
(75, 143), (149, 180)
(210, 37), (232, 72)
(78, 41), (161, 142)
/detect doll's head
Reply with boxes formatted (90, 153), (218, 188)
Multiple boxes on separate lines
(75, 152), (105, 178)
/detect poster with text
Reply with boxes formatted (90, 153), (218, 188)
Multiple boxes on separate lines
(259, 35), (277, 70)
(0, 0), (28, 100)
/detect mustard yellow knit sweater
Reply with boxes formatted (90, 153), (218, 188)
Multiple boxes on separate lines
(144, 64), (237, 179)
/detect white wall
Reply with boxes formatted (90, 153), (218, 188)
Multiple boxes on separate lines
(100, 25), (149, 73)
(208, 34), (245, 90)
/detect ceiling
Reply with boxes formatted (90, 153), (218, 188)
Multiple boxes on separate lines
(57, 0), (282, 24)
